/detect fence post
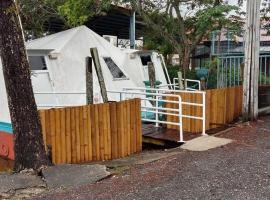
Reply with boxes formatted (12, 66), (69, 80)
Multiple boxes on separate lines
(90, 48), (108, 103)
(86, 57), (93, 104)
(147, 62), (156, 89)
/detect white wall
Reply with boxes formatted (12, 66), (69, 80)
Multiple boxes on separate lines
(0, 59), (11, 123)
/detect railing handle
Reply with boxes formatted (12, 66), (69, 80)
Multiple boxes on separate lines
(178, 96), (184, 143)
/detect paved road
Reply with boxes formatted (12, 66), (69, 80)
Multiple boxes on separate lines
(34, 116), (270, 200)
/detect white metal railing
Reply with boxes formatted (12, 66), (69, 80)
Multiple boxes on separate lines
(35, 87), (207, 140)
(122, 87), (206, 136)
(107, 90), (184, 142)
(217, 55), (270, 88)
(172, 78), (201, 91)
(159, 54), (174, 90)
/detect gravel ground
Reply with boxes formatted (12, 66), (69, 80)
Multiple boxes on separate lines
(32, 116), (270, 200)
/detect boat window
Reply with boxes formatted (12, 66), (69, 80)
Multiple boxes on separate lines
(103, 57), (127, 79)
(29, 56), (47, 71)
(140, 55), (152, 66)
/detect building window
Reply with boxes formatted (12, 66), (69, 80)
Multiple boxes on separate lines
(29, 56), (47, 70)
(103, 57), (126, 79)
(140, 55), (152, 66)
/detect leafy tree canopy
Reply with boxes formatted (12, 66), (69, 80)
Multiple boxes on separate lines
(130, 0), (240, 69)
(17, 0), (116, 37)
(57, 0), (112, 27)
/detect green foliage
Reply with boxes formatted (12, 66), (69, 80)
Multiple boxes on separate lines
(144, 33), (174, 57)
(133, 0), (240, 71)
(184, 4), (239, 44)
(18, 0), (63, 37)
(167, 65), (179, 83)
(167, 65), (198, 83)
(17, 0), (115, 37)
(58, 0), (112, 27)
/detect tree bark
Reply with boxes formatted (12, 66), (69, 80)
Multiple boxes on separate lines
(0, 0), (50, 171)
(180, 47), (191, 83)
(90, 48), (108, 103)
(147, 62), (156, 88)
(86, 57), (93, 104)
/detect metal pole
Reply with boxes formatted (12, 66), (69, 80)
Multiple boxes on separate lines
(202, 92), (207, 136)
(178, 96), (184, 142)
(155, 90), (159, 127)
(129, 11), (136, 49)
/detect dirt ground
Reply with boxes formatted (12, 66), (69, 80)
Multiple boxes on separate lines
(0, 158), (13, 172)
(30, 115), (270, 200)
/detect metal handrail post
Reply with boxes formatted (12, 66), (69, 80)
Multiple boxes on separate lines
(202, 92), (207, 136)
(155, 90), (159, 127)
(178, 96), (184, 142)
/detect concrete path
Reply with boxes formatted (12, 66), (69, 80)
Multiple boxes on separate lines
(181, 135), (233, 151)
(0, 172), (46, 199)
(42, 164), (110, 189)
(0, 164), (110, 199)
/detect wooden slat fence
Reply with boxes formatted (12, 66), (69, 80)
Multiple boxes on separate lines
(166, 86), (243, 133)
(39, 99), (142, 164)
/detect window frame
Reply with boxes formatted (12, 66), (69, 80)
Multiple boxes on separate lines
(102, 57), (128, 80)
(28, 55), (49, 72)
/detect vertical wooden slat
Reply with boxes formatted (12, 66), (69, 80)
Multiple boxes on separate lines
(135, 99), (142, 152)
(75, 107), (81, 163)
(65, 108), (72, 163)
(123, 100), (128, 156)
(196, 93), (202, 133)
(103, 104), (109, 160)
(205, 90), (211, 130)
(98, 104), (105, 161)
(126, 100), (131, 155)
(230, 87), (235, 122)
(39, 110), (47, 151)
(106, 103), (112, 160)
(117, 101), (124, 157)
(132, 100), (138, 153)
(45, 110), (51, 150)
(49, 109), (56, 164)
(210, 89), (218, 129)
(83, 106), (89, 162)
(71, 107), (77, 163)
(91, 105), (97, 161)
(60, 108), (66, 163)
(121, 101), (126, 157)
(94, 104), (100, 160)
(130, 99), (135, 154)
(106, 104), (112, 160)
(87, 105), (93, 161)
(55, 109), (61, 164)
(110, 102), (118, 159)
(79, 107), (85, 162)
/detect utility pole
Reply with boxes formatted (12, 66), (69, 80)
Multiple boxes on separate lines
(243, 0), (261, 121)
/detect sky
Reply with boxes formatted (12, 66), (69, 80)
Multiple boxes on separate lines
(228, 0), (246, 11)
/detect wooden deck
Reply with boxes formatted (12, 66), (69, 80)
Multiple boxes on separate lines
(142, 124), (199, 146)
(142, 123), (232, 147)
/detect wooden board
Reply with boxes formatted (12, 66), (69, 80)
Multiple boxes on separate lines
(165, 86), (243, 133)
(39, 99), (142, 164)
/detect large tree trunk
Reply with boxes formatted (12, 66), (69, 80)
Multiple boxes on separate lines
(0, 0), (50, 171)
